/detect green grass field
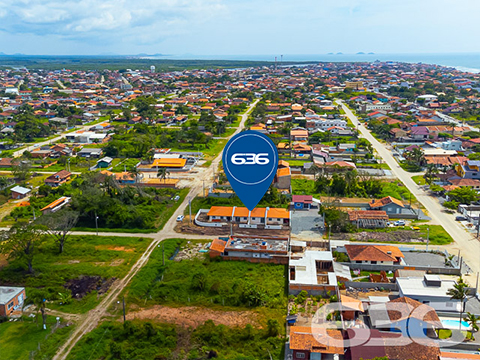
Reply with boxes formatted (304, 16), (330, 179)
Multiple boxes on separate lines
(291, 178), (317, 195)
(412, 175), (426, 185)
(0, 235), (153, 314)
(126, 239), (288, 311)
(0, 316), (75, 360)
(363, 224), (453, 245)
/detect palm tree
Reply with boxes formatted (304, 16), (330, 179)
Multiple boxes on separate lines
(449, 122), (456, 137)
(157, 167), (170, 184)
(463, 312), (480, 340)
(423, 164), (439, 185)
(310, 164), (320, 181)
(447, 277), (469, 330)
(128, 167), (141, 184)
(30, 292), (47, 329)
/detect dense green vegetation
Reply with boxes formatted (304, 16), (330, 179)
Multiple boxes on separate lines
(0, 235), (152, 313)
(292, 175), (415, 202)
(0, 316), (74, 360)
(67, 319), (285, 360)
(0, 56), (308, 71)
(12, 172), (188, 231)
(103, 122), (227, 159)
(127, 239), (288, 310)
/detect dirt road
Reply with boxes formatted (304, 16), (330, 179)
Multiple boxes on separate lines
(52, 100), (259, 360)
(339, 101), (480, 278)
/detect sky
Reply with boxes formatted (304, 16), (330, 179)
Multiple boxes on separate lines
(0, 0), (479, 56)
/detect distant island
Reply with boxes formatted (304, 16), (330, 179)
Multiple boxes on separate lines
(357, 52), (365, 55)
(336, 52), (343, 55)
(368, 52), (375, 55)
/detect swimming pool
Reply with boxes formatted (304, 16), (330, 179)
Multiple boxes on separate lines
(441, 319), (470, 330)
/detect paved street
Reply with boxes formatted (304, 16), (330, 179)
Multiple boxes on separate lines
(339, 101), (480, 281)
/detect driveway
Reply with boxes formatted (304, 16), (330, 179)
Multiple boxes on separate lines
(291, 208), (323, 240)
(403, 252), (446, 267)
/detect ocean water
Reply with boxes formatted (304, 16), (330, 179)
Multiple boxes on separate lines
(158, 53), (480, 73)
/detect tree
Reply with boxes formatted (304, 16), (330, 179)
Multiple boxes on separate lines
(266, 319), (280, 337)
(463, 312), (480, 340)
(0, 221), (43, 274)
(447, 187), (479, 205)
(12, 161), (31, 181)
(447, 277), (469, 330)
(128, 167), (141, 184)
(191, 271), (208, 291)
(157, 168), (170, 184)
(29, 290), (48, 330)
(309, 164), (320, 181)
(423, 164), (439, 185)
(37, 209), (79, 254)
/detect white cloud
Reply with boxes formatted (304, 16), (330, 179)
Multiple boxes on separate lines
(0, 0), (225, 43)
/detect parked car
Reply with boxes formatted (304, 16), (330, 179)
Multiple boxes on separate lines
(394, 220), (406, 226)
(176, 215), (184, 222)
(455, 216), (466, 221)
(174, 195), (180, 201)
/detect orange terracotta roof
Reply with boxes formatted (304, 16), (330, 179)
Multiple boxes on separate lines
(345, 244), (404, 262)
(277, 167), (291, 177)
(388, 297), (440, 323)
(340, 294), (364, 312)
(250, 207), (266, 217)
(207, 206), (233, 217)
(290, 326), (343, 354)
(267, 208), (290, 219)
(152, 158), (187, 168)
(233, 207), (249, 217)
(369, 196), (404, 209)
(40, 196), (69, 211)
(210, 239), (227, 253)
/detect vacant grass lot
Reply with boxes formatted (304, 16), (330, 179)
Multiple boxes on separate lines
(412, 175), (426, 185)
(362, 224), (453, 245)
(0, 235), (152, 314)
(66, 318), (285, 360)
(127, 239), (288, 311)
(0, 316), (74, 360)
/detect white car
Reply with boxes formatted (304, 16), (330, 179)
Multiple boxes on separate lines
(394, 220), (406, 226)
(176, 215), (184, 222)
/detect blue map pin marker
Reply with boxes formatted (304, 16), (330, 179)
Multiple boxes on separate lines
(223, 130), (279, 211)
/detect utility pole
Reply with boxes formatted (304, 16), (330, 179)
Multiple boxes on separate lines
(122, 297), (126, 322)
(95, 210), (99, 236)
(189, 198), (192, 224)
(203, 180), (206, 197)
(426, 227), (429, 252)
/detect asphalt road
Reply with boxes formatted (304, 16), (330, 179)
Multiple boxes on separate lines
(339, 101), (480, 279)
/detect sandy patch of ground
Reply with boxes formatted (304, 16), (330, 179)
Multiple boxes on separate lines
(126, 305), (259, 328)
(95, 245), (135, 252)
(94, 259), (125, 266)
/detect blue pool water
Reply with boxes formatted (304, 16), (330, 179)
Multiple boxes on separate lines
(441, 319), (470, 329)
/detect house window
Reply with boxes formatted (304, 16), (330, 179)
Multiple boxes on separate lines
(356, 261), (362, 264)
(7, 301), (14, 309)
(371, 261), (377, 264)
(446, 302), (453, 308)
(296, 353), (305, 359)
